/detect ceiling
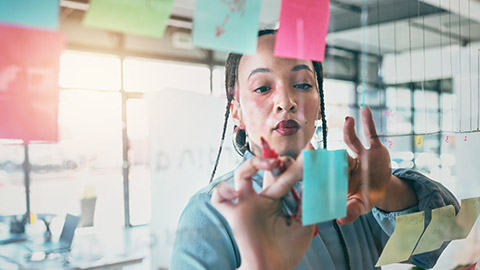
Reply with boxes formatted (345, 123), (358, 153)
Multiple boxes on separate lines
(60, 0), (480, 56)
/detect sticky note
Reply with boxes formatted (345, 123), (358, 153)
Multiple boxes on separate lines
(375, 211), (425, 267)
(0, 0), (59, 30)
(413, 205), (456, 255)
(274, 0), (330, 61)
(83, 0), (174, 38)
(0, 24), (65, 142)
(450, 197), (480, 240)
(192, 0), (261, 54)
(302, 149), (348, 226)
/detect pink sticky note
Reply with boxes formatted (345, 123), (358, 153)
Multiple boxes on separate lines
(0, 24), (64, 142)
(275, 0), (330, 61)
(458, 263), (477, 270)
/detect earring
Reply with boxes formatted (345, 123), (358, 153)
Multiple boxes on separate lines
(244, 131), (249, 148)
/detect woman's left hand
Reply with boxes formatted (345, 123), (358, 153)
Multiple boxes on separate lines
(337, 105), (393, 225)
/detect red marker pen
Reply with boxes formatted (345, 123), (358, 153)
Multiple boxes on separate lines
(260, 137), (318, 237)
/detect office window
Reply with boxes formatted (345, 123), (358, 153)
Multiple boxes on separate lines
(29, 90), (124, 227)
(124, 58), (210, 94)
(126, 98), (151, 226)
(59, 51), (121, 91)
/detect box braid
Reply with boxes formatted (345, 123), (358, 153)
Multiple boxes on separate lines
(209, 29), (327, 183)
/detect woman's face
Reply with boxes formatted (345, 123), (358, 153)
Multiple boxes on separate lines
(232, 34), (321, 158)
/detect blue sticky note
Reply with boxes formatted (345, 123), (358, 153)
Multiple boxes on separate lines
(0, 0), (59, 30)
(302, 149), (348, 226)
(193, 0), (261, 54)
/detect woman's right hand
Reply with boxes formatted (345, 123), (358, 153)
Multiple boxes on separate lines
(211, 155), (315, 270)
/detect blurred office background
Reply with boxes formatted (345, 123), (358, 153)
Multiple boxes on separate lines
(0, 0), (479, 269)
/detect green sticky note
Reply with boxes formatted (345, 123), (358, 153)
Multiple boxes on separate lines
(192, 0), (261, 54)
(302, 149), (348, 226)
(413, 205), (456, 255)
(83, 0), (174, 38)
(375, 211), (425, 267)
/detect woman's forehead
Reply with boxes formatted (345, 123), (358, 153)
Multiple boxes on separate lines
(238, 35), (314, 80)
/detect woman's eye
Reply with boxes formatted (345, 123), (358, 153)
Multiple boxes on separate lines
(294, 83), (312, 90)
(254, 86), (271, 93)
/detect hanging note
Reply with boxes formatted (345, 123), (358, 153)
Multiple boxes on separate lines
(192, 0), (261, 54)
(375, 211), (425, 267)
(274, 0), (330, 61)
(0, 0), (59, 30)
(302, 149), (348, 226)
(0, 24), (65, 142)
(83, 0), (174, 38)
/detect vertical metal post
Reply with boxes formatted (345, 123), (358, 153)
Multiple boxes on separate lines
(23, 142), (31, 223)
(207, 50), (214, 95)
(118, 34), (130, 227)
(410, 82), (416, 168)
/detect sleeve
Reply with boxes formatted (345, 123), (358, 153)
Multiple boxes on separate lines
(371, 168), (460, 269)
(170, 192), (240, 270)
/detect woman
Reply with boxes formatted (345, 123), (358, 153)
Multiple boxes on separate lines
(171, 29), (458, 269)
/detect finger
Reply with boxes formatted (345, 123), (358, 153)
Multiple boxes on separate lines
(262, 157), (302, 199)
(360, 105), (381, 148)
(211, 182), (238, 214)
(263, 156), (294, 190)
(347, 155), (358, 175)
(343, 116), (365, 155)
(336, 196), (367, 225)
(235, 157), (279, 195)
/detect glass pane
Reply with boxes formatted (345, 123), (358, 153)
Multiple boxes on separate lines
(124, 58), (210, 94)
(29, 90), (124, 228)
(59, 51), (121, 91)
(384, 109), (412, 135)
(414, 111), (440, 133)
(414, 90), (439, 109)
(356, 86), (385, 107)
(323, 79), (355, 105)
(386, 87), (411, 109)
(127, 99), (151, 226)
(0, 141), (26, 215)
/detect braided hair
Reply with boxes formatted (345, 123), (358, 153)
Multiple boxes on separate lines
(209, 29), (328, 183)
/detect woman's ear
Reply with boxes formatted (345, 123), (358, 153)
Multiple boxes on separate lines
(231, 99), (244, 128)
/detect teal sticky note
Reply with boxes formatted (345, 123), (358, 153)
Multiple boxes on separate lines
(0, 0), (59, 30)
(192, 0), (261, 54)
(83, 0), (174, 38)
(302, 149), (348, 226)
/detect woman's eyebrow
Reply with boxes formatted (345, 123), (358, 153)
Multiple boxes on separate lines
(248, 68), (271, 80)
(291, 64), (313, 73)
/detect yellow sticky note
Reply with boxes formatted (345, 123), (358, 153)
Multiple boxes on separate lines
(375, 211), (425, 267)
(450, 197), (480, 240)
(413, 205), (456, 255)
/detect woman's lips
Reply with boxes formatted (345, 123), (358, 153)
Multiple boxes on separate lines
(274, 120), (300, 136)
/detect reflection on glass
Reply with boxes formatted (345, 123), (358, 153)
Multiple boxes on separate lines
(127, 99), (151, 226)
(0, 141), (26, 215)
(28, 90), (124, 227)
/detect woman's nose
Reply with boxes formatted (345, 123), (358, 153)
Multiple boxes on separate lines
(275, 86), (297, 112)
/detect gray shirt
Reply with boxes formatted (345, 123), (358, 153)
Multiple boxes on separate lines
(171, 152), (459, 269)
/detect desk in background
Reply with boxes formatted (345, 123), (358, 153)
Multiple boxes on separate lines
(0, 225), (150, 269)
